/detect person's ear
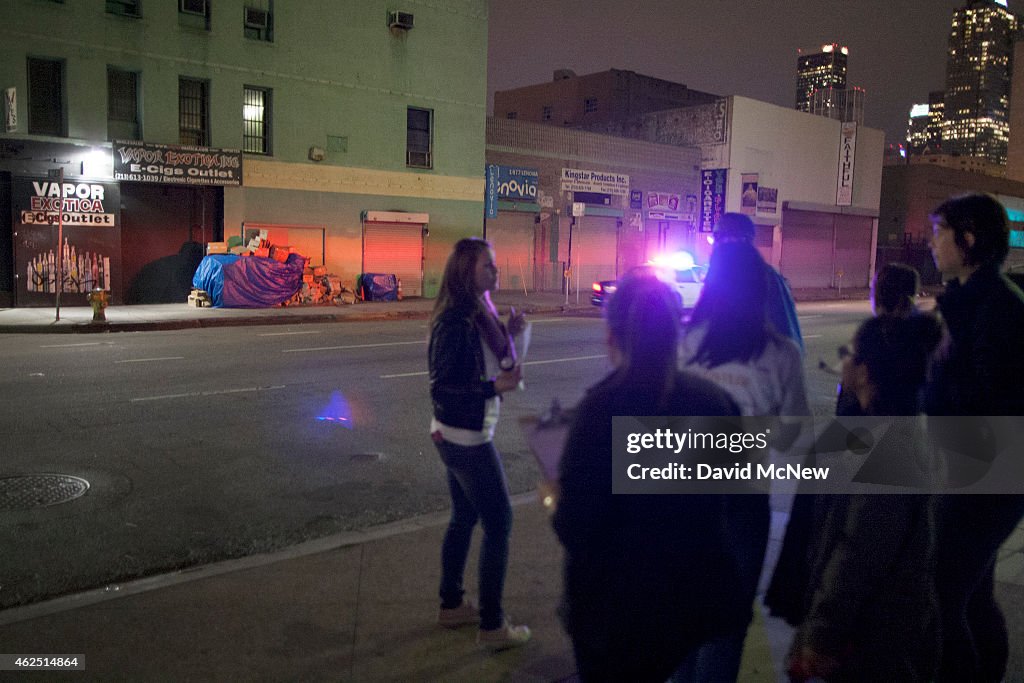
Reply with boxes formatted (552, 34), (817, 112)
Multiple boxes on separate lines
(964, 231), (976, 249)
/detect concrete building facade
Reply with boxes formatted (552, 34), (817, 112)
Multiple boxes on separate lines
(1, 0), (488, 306)
(493, 69), (719, 129)
(485, 118), (702, 294)
(592, 96), (885, 289)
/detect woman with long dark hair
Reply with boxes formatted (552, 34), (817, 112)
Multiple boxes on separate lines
(553, 268), (750, 681)
(673, 240), (810, 682)
(428, 237), (530, 649)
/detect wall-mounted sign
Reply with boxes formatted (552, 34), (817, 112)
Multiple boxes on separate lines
(757, 187), (778, 214)
(699, 169), (727, 232)
(647, 191), (681, 212)
(112, 140), (243, 186)
(629, 190), (643, 209)
(495, 165), (538, 200)
(485, 164), (499, 218)
(836, 122), (857, 206)
(4, 88), (16, 133)
(740, 173), (758, 215)
(560, 168), (630, 197)
(574, 191), (611, 205)
(13, 176), (122, 306)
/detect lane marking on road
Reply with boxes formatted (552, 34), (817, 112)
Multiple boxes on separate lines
(804, 334), (823, 339)
(115, 357), (185, 364)
(380, 354), (606, 379)
(258, 330), (322, 337)
(39, 342), (106, 348)
(282, 340), (426, 353)
(130, 385), (286, 403)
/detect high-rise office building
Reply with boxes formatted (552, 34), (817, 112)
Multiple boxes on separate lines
(796, 43), (848, 112)
(928, 90), (945, 153)
(943, 0), (1018, 165)
(907, 104), (932, 155)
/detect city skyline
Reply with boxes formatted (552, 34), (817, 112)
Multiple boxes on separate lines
(488, 0), (972, 145)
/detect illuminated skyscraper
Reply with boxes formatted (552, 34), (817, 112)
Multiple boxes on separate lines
(943, 0), (1018, 165)
(796, 43), (848, 112)
(907, 103), (932, 155)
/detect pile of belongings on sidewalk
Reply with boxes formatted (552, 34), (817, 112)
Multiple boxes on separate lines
(282, 264), (357, 306)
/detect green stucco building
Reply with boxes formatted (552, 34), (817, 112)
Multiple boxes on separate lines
(0, 0), (487, 305)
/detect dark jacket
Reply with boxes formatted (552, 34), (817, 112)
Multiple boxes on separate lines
(927, 265), (1024, 416)
(428, 307), (496, 431)
(795, 491), (939, 682)
(552, 369), (752, 682)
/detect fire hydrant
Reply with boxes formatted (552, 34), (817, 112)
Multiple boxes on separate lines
(87, 288), (109, 323)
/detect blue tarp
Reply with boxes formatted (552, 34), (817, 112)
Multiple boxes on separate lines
(192, 253), (308, 308)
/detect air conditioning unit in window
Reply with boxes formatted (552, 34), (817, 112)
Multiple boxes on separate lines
(180, 0), (207, 16)
(388, 10), (414, 30)
(244, 7), (268, 29)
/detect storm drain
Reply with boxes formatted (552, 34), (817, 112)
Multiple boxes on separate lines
(0, 474), (90, 511)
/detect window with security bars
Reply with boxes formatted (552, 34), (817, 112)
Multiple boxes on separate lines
(243, 86), (270, 155)
(406, 107), (432, 169)
(106, 0), (141, 17)
(108, 68), (140, 140)
(179, 77), (209, 146)
(244, 1), (273, 42)
(28, 57), (66, 137)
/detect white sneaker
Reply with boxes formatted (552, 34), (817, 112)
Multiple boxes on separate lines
(477, 619), (531, 650)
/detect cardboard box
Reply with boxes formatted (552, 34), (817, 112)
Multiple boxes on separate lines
(206, 241), (228, 254)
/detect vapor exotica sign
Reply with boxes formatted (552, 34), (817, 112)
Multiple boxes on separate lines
(112, 140), (242, 186)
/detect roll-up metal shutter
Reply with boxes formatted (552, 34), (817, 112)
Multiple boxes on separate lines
(363, 222), (423, 296)
(780, 210), (834, 288)
(488, 213), (535, 292)
(571, 216), (618, 292)
(834, 214), (873, 288)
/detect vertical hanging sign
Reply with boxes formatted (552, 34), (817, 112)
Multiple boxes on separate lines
(836, 122), (857, 206)
(4, 88), (16, 132)
(485, 164), (499, 219)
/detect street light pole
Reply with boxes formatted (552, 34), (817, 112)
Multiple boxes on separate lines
(51, 167), (64, 322)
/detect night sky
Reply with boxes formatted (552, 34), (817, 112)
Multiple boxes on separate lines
(488, 0), (972, 146)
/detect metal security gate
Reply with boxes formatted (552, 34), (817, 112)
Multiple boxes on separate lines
(570, 216), (618, 292)
(781, 209), (874, 288)
(362, 221), (423, 296)
(487, 213), (535, 292)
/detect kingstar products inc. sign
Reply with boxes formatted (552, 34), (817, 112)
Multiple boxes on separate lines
(112, 140), (243, 186)
(560, 168), (630, 197)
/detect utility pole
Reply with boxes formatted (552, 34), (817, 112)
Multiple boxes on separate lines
(49, 167), (64, 321)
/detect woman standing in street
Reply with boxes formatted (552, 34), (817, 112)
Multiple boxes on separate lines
(428, 237), (530, 650)
(927, 193), (1024, 681)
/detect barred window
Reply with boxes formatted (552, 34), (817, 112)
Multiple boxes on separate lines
(243, 86), (271, 155)
(179, 77), (209, 146)
(107, 68), (140, 140)
(584, 97), (598, 113)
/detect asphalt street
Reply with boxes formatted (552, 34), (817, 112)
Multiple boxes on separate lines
(0, 303), (867, 610)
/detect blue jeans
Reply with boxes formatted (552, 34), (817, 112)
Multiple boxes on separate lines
(436, 439), (513, 630)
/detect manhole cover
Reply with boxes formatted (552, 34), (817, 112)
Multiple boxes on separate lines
(0, 474), (90, 510)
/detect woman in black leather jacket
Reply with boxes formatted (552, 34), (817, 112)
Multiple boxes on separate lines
(428, 237), (530, 650)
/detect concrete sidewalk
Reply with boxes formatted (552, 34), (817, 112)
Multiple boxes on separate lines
(0, 492), (790, 682)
